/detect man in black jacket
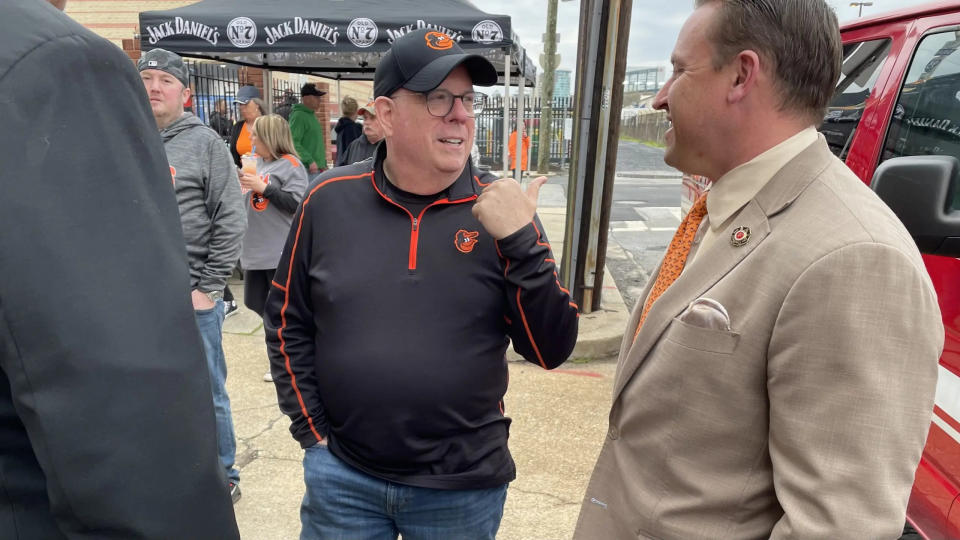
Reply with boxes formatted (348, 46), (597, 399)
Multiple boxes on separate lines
(209, 98), (232, 140)
(333, 95), (363, 166)
(264, 28), (579, 539)
(0, 0), (240, 538)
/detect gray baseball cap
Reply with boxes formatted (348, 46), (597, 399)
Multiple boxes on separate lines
(137, 48), (189, 87)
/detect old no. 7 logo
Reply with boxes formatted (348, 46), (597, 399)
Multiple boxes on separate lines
(455, 229), (479, 253)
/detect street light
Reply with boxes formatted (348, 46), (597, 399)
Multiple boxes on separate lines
(850, 1), (873, 17)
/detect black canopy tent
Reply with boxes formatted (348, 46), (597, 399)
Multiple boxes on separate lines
(138, 0), (537, 176)
(137, 0), (536, 87)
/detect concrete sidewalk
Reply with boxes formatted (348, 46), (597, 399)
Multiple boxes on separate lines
(513, 174), (630, 361)
(221, 173), (630, 538)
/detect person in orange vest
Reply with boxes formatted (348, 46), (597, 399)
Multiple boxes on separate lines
(508, 125), (530, 178)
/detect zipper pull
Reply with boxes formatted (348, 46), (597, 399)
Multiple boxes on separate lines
(412, 217), (418, 231)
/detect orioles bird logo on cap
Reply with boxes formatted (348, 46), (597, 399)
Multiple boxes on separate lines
(425, 31), (454, 51)
(455, 229), (479, 253)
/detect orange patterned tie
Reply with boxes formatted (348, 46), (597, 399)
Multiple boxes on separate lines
(634, 193), (708, 342)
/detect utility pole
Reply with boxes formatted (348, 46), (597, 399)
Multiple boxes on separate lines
(561, 0), (633, 312)
(537, 0), (560, 174)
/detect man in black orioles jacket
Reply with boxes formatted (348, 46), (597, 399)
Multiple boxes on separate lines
(264, 28), (579, 539)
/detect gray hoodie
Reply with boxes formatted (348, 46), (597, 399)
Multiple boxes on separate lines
(161, 113), (246, 292)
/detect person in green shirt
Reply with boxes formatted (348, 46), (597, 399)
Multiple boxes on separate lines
(289, 83), (328, 175)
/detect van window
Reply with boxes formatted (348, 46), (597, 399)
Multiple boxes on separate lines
(819, 39), (891, 160)
(882, 30), (960, 168)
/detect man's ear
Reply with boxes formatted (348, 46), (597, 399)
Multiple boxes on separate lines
(375, 96), (396, 138)
(728, 50), (760, 104)
(181, 86), (193, 108)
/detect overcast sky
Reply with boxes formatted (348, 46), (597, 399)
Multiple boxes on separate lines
(479, 0), (935, 80)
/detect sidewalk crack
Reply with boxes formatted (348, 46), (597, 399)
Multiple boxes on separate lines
(509, 486), (580, 507)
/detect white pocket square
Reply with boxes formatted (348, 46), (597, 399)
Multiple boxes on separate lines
(678, 297), (731, 331)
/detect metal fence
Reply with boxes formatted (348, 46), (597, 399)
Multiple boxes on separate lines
(184, 61), (304, 134)
(271, 79), (300, 120)
(476, 95), (575, 170)
(185, 60), (244, 129)
(620, 109), (670, 145)
(181, 63), (579, 169)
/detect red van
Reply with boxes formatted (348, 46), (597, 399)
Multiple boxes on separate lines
(680, 3), (960, 537)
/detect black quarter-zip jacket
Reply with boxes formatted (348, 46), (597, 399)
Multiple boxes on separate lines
(264, 146), (579, 490)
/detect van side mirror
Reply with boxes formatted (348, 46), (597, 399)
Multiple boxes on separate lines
(871, 155), (960, 256)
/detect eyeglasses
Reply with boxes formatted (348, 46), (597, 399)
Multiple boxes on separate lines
(393, 89), (486, 117)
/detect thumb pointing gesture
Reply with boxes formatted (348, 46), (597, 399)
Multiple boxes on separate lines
(525, 176), (548, 204)
(473, 176), (547, 240)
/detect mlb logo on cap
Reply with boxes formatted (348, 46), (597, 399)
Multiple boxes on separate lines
(148, 60), (158, 67)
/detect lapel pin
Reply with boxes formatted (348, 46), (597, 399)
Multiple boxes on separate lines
(730, 226), (751, 247)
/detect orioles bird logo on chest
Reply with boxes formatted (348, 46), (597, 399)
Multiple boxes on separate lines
(455, 229), (479, 253)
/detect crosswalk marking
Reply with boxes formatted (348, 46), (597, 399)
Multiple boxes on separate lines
(609, 206), (682, 233)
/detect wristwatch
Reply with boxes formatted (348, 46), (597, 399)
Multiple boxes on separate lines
(203, 290), (223, 303)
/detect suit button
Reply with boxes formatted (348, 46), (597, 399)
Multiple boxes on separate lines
(608, 426), (619, 440)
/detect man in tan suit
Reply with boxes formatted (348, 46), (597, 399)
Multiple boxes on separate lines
(574, 1), (944, 538)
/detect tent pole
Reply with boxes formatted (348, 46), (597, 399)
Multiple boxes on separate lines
(514, 50), (525, 183)
(264, 70), (273, 114)
(502, 52), (511, 177)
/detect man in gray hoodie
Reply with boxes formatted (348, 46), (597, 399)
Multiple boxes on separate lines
(138, 48), (247, 503)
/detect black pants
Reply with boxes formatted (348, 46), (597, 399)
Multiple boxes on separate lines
(242, 269), (275, 317)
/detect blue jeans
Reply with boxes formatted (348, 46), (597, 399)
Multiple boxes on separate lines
(195, 300), (239, 483)
(300, 445), (507, 540)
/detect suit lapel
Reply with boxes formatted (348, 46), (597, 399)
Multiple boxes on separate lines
(611, 138), (836, 402)
(612, 201), (770, 400)
(613, 260), (660, 386)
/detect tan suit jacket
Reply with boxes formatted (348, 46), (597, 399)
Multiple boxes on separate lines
(574, 140), (943, 539)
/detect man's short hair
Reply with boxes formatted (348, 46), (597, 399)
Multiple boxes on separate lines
(695, 0), (841, 122)
(341, 96), (358, 116)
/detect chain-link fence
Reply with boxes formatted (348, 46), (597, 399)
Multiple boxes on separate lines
(620, 109), (669, 145)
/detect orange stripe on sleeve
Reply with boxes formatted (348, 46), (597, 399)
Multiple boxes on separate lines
(516, 288), (547, 369)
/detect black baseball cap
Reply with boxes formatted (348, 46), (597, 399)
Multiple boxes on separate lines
(301, 83), (326, 97)
(374, 28), (498, 98)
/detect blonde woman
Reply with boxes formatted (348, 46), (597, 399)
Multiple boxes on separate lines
(238, 115), (309, 380)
